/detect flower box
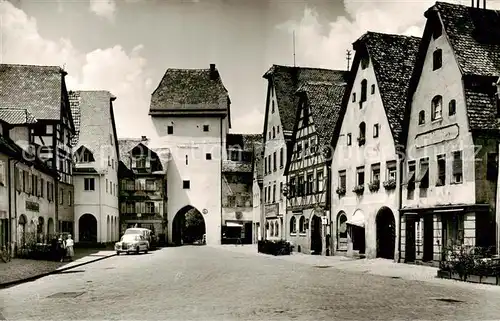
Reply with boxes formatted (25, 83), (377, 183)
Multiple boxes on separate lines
(336, 187), (346, 196)
(368, 180), (380, 192)
(352, 185), (364, 195)
(383, 179), (396, 190)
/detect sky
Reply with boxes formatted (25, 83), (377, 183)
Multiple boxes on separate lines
(1, 0), (500, 139)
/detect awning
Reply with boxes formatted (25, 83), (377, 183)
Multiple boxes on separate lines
(346, 210), (365, 228)
(226, 222), (243, 227)
(416, 167), (428, 182)
(403, 171), (415, 185)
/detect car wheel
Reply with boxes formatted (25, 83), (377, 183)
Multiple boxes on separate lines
(136, 247), (140, 254)
(145, 249), (148, 254)
(116, 251), (120, 255)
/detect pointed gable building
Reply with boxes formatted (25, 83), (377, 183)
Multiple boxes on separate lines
(284, 75), (348, 255)
(261, 65), (347, 241)
(401, 1), (500, 265)
(330, 32), (420, 260)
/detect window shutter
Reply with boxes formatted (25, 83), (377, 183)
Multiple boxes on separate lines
(135, 202), (141, 214)
(121, 203), (126, 213)
(141, 202), (146, 214)
(154, 202), (159, 214)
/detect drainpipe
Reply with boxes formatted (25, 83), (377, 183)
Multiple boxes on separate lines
(326, 158), (332, 256)
(397, 155), (403, 263)
(220, 117), (223, 245)
(8, 159), (20, 256)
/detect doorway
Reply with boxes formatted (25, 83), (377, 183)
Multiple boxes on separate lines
(405, 217), (416, 262)
(423, 215), (434, 262)
(376, 207), (396, 259)
(310, 215), (322, 255)
(172, 206), (206, 246)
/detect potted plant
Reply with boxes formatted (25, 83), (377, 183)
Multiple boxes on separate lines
(383, 179), (396, 190)
(352, 185), (364, 195)
(336, 187), (346, 196)
(368, 180), (380, 192)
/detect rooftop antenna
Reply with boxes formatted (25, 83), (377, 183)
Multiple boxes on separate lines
(293, 30), (296, 67)
(346, 50), (352, 71)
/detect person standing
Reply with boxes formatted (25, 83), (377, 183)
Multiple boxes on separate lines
(58, 235), (66, 262)
(65, 234), (74, 261)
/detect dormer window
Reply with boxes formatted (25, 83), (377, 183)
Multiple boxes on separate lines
(360, 79), (367, 104)
(431, 95), (443, 121)
(74, 147), (94, 163)
(418, 110), (425, 125)
(433, 49), (442, 70)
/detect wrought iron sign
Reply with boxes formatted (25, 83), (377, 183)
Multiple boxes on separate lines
(26, 201), (39, 212)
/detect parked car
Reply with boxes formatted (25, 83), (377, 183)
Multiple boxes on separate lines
(123, 228), (156, 249)
(115, 234), (149, 255)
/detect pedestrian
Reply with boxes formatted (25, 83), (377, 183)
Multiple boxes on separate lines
(65, 234), (74, 261)
(58, 235), (66, 262)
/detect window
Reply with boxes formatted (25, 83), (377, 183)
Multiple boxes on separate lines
(263, 187), (267, 203)
(264, 157), (268, 174)
(279, 182), (283, 200)
(304, 140), (309, 156)
(347, 133), (352, 146)
(59, 188), (63, 205)
(356, 166), (365, 186)
(289, 177), (296, 197)
(431, 95), (443, 121)
(419, 110), (425, 125)
(339, 170), (346, 189)
(352, 93), (356, 102)
(279, 148), (284, 168)
(146, 179), (155, 191)
(386, 160), (397, 181)
(145, 202), (155, 213)
(452, 151), (463, 184)
(268, 131), (271, 140)
(358, 122), (366, 146)
(296, 142), (302, 158)
(277, 126), (280, 134)
(272, 127), (275, 139)
(111, 159), (114, 169)
(433, 49), (442, 70)
(110, 181), (112, 194)
(203, 125), (209, 132)
(310, 137), (316, 154)
(290, 216), (297, 234)
(68, 191), (72, 206)
(183, 180), (190, 189)
(299, 216), (306, 233)
(361, 55), (369, 69)
(407, 161), (416, 199)
(307, 173), (314, 194)
(206, 153), (212, 160)
(487, 153), (498, 181)
(360, 79), (367, 103)
(40, 178), (44, 197)
(449, 99), (456, 116)
(373, 124), (379, 138)
(273, 152), (277, 171)
(136, 157), (146, 168)
(110, 134), (113, 145)
(298, 176), (304, 196)
(437, 154), (446, 186)
(167, 126), (173, 135)
(371, 84), (375, 95)
(371, 163), (380, 183)
(106, 179), (109, 193)
(185, 155), (189, 165)
(84, 178), (95, 191)
(316, 170), (324, 192)
(418, 158), (429, 196)
(271, 100), (275, 113)
(272, 184), (276, 203)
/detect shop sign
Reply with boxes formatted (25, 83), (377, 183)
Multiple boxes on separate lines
(265, 204), (279, 218)
(26, 201), (39, 212)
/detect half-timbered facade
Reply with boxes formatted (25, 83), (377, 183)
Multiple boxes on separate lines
(284, 75), (347, 255)
(0, 64), (76, 235)
(261, 65), (348, 241)
(330, 32), (420, 260)
(400, 2), (500, 265)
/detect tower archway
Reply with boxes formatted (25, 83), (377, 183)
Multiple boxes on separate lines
(79, 214), (98, 243)
(172, 206), (206, 246)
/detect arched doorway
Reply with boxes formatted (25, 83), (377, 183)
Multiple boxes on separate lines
(310, 215), (322, 255)
(47, 218), (54, 237)
(336, 212), (348, 251)
(348, 209), (366, 255)
(79, 214), (98, 243)
(172, 206), (206, 246)
(376, 207), (396, 259)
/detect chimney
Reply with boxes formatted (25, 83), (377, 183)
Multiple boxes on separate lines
(141, 135), (147, 141)
(209, 63), (217, 80)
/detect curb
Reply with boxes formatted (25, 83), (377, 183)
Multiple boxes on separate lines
(0, 253), (116, 290)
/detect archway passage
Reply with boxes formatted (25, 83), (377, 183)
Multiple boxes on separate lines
(172, 206), (206, 246)
(79, 214), (98, 243)
(337, 212), (348, 251)
(310, 215), (322, 255)
(376, 207), (396, 259)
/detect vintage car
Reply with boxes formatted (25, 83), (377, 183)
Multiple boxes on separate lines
(115, 234), (149, 255)
(123, 228), (157, 249)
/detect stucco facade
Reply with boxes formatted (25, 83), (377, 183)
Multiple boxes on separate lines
(400, 5), (498, 265)
(151, 116), (227, 246)
(330, 54), (400, 259)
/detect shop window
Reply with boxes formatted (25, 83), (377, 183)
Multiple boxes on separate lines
(437, 154), (446, 186)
